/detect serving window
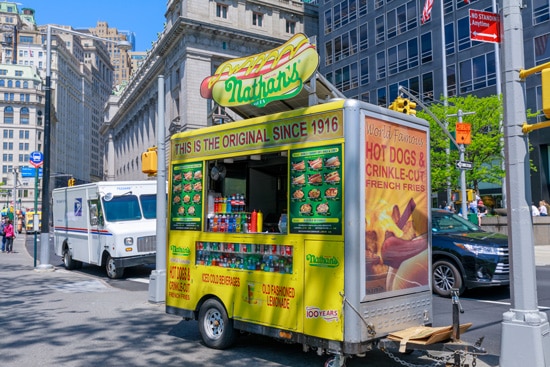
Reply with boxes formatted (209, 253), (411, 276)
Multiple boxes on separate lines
(206, 152), (288, 233)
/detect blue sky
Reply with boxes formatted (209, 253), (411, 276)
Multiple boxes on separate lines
(15, 0), (166, 51)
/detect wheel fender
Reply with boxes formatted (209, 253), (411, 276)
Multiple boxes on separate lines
(197, 295), (231, 319)
(432, 251), (466, 276)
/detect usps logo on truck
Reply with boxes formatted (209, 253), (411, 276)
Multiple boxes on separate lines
(74, 198), (82, 217)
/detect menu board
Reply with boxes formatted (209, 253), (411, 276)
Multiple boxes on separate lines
(288, 144), (343, 235)
(170, 162), (203, 230)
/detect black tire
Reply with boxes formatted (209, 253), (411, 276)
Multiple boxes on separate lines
(198, 299), (236, 349)
(63, 247), (81, 270)
(432, 259), (464, 297)
(324, 356), (346, 367)
(105, 255), (124, 279)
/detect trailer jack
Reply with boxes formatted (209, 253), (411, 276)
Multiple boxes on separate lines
(378, 288), (487, 367)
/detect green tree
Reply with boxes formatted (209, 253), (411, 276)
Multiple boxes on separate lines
(417, 95), (505, 194)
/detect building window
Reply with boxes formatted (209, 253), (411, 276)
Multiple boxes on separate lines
(447, 64), (457, 97)
(253, 12), (263, 27)
(459, 52), (497, 93)
(535, 33), (550, 64)
(375, 15), (385, 44)
(445, 23), (455, 55)
(324, 9), (332, 34)
(3, 129), (14, 138)
(286, 20), (296, 34)
(421, 32), (432, 64)
(360, 23), (368, 51)
(377, 87), (387, 107)
(4, 106), (13, 124)
(376, 51), (386, 80)
(15, 70), (22, 76)
(216, 4), (228, 19)
(360, 57), (369, 85)
(20, 107), (29, 125)
(0, 69), (7, 75)
(422, 72), (434, 101)
(325, 41), (333, 66)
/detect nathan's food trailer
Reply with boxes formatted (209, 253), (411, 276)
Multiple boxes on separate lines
(166, 99), (431, 364)
(166, 33), (431, 365)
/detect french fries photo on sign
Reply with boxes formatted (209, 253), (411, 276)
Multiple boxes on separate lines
(364, 117), (429, 296)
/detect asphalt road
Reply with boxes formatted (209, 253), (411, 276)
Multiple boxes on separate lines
(17, 233), (550, 367)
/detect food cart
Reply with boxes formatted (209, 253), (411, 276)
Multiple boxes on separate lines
(165, 34), (432, 366)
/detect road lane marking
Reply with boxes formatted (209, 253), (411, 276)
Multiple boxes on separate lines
(127, 278), (150, 284)
(473, 299), (550, 311)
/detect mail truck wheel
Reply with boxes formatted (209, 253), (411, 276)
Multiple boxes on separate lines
(198, 299), (236, 349)
(63, 248), (82, 270)
(106, 255), (124, 279)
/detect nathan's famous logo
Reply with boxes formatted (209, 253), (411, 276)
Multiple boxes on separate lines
(200, 33), (319, 108)
(170, 245), (190, 257)
(305, 254), (339, 268)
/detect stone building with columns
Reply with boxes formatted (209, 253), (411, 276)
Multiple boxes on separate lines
(101, 0), (318, 181)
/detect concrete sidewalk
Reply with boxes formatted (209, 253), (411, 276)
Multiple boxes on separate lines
(0, 235), (503, 367)
(535, 245), (550, 266)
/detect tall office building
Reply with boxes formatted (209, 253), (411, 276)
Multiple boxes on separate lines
(318, 0), (550, 202)
(102, 0), (319, 181)
(88, 21), (132, 88)
(0, 1), (117, 211)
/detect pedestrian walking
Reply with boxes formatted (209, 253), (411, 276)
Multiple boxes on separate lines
(4, 218), (15, 253)
(1, 216), (7, 252)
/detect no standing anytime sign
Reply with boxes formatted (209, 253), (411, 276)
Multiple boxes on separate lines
(469, 9), (501, 44)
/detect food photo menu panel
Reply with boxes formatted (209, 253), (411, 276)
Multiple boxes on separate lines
(289, 144), (343, 235)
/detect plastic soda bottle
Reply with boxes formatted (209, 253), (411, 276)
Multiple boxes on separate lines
(226, 197), (232, 213)
(236, 214), (242, 233)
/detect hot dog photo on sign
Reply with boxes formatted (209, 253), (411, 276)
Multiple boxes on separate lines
(364, 117), (429, 296)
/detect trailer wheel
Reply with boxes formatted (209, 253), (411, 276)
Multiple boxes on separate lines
(198, 299), (236, 349)
(432, 260), (464, 297)
(105, 255), (124, 279)
(324, 355), (346, 367)
(63, 248), (82, 270)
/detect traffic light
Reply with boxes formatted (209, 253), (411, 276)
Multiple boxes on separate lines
(542, 68), (550, 119)
(142, 147), (157, 175)
(68, 178), (75, 187)
(395, 97), (406, 113)
(405, 99), (417, 115)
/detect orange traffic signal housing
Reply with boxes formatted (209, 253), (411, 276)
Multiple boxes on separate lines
(455, 122), (471, 145)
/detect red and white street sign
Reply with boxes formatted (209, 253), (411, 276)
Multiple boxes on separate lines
(469, 9), (501, 44)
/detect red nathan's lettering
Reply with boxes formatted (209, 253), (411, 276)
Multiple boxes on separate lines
(203, 136), (220, 151)
(311, 116), (339, 135)
(365, 142), (387, 161)
(389, 147), (416, 165)
(272, 122), (307, 141)
(175, 142), (192, 155)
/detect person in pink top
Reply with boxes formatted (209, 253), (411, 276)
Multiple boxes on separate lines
(4, 218), (15, 253)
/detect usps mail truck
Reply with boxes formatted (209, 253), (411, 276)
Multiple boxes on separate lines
(53, 181), (157, 278)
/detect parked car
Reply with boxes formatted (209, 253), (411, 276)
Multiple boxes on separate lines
(431, 209), (509, 296)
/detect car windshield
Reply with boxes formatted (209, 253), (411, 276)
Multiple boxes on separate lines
(102, 195), (142, 222)
(432, 211), (482, 234)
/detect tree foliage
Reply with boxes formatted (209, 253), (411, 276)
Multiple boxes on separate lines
(416, 95), (504, 193)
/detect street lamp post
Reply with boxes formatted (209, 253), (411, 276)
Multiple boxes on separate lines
(36, 25), (131, 270)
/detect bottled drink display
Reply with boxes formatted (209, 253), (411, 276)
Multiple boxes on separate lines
(196, 241), (293, 274)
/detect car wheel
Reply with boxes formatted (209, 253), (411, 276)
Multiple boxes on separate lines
(198, 298), (236, 349)
(105, 255), (124, 279)
(63, 248), (81, 270)
(432, 260), (464, 297)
